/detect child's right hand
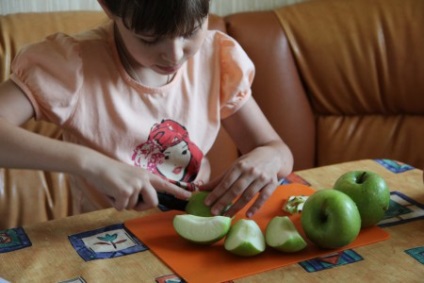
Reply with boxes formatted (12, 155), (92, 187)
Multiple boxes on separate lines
(81, 156), (192, 211)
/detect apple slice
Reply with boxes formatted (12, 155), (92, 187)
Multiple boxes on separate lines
(265, 216), (307, 252)
(224, 219), (265, 256)
(173, 214), (231, 245)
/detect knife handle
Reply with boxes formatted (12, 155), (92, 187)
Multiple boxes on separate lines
(138, 192), (188, 211)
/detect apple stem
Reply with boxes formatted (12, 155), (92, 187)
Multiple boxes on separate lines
(358, 172), (367, 184)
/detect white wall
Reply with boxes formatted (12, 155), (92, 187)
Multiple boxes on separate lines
(0, 0), (305, 16)
(211, 0), (305, 15)
(0, 0), (101, 14)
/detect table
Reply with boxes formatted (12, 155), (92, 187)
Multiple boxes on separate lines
(0, 159), (423, 282)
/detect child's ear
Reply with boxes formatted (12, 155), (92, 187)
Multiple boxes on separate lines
(97, 0), (115, 19)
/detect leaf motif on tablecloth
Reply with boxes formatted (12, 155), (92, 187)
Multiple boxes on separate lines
(97, 233), (118, 242)
(92, 233), (129, 249)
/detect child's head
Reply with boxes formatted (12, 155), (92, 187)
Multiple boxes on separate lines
(101, 0), (210, 38)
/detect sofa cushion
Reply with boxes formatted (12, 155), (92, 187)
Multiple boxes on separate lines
(274, 0), (424, 168)
(225, 11), (316, 170)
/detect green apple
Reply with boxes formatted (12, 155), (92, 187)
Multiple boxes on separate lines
(173, 214), (231, 245)
(185, 191), (231, 217)
(265, 216), (307, 252)
(224, 219), (265, 256)
(301, 189), (361, 249)
(333, 171), (390, 228)
(185, 191), (213, 217)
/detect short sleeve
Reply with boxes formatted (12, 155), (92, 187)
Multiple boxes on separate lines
(217, 32), (255, 119)
(10, 33), (83, 124)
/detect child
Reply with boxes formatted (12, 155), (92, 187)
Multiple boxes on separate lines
(0, 0), (293, 218)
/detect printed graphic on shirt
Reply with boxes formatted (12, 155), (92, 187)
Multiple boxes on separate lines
(132, 119), (203, 184)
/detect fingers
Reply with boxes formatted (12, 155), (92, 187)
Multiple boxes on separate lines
(199, 175), (222, 192)
(204, 171), (239, 207)
(151, 175), (192, 200)
(222, 179), (263, 217)
(109, 171), (194, 212)
(133, 175), (192, 211)
(127, 190), (141, 210)
(111, 190), (145, 211)
(134, 183), (158, 211)
(206, 172), (252, 216)
(112, 194), (128, 211)
(205, 171), (278, 218)
(245, 182), (276, 217)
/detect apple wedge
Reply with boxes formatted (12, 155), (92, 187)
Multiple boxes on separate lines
(224, 219), (265, 256)
(173, 214), (231, 245)
(265, 216), (307, 252)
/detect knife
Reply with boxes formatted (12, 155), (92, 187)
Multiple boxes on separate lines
(135, 192), (188, 211)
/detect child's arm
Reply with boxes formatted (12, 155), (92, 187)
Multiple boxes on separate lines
(203, 97), (293, 218)
(0, 80), (191, 211)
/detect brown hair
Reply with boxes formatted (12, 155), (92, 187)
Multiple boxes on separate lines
(102, 0), (209, 37)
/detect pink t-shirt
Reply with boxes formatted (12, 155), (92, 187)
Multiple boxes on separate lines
(10, 22), (255, 213)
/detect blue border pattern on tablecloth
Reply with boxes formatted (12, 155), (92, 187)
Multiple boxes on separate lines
(280, 173), (311, 186)
(58, 276), (87, 283)
(299, 249), (363, 272)
(68, 223), (148, 261)
(374, 159), (414, 173)
(405, 246), (424, 264)
(0, 227), (32, 253)
(378, 191), (424, 227)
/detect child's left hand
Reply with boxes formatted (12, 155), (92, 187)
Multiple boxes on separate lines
(200, 145), (282, 218)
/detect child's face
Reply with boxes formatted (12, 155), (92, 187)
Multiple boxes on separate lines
(115, 17), (209, 75)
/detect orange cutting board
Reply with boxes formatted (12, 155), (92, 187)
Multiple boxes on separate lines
(125, 184), (389, 283)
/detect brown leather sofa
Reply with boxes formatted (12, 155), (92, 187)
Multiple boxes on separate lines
(1, 0), (423, 229)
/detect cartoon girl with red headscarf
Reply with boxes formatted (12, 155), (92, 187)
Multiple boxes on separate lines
(131, 119), (203, 191)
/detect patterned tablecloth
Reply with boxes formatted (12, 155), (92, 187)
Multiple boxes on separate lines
(0, 159), (423, 282)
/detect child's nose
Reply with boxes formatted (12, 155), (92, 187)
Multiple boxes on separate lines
(161, 38), (184, 65)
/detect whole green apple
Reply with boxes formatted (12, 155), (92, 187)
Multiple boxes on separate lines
(333, 171), (390, 228)
(301, 189), (361, 249)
